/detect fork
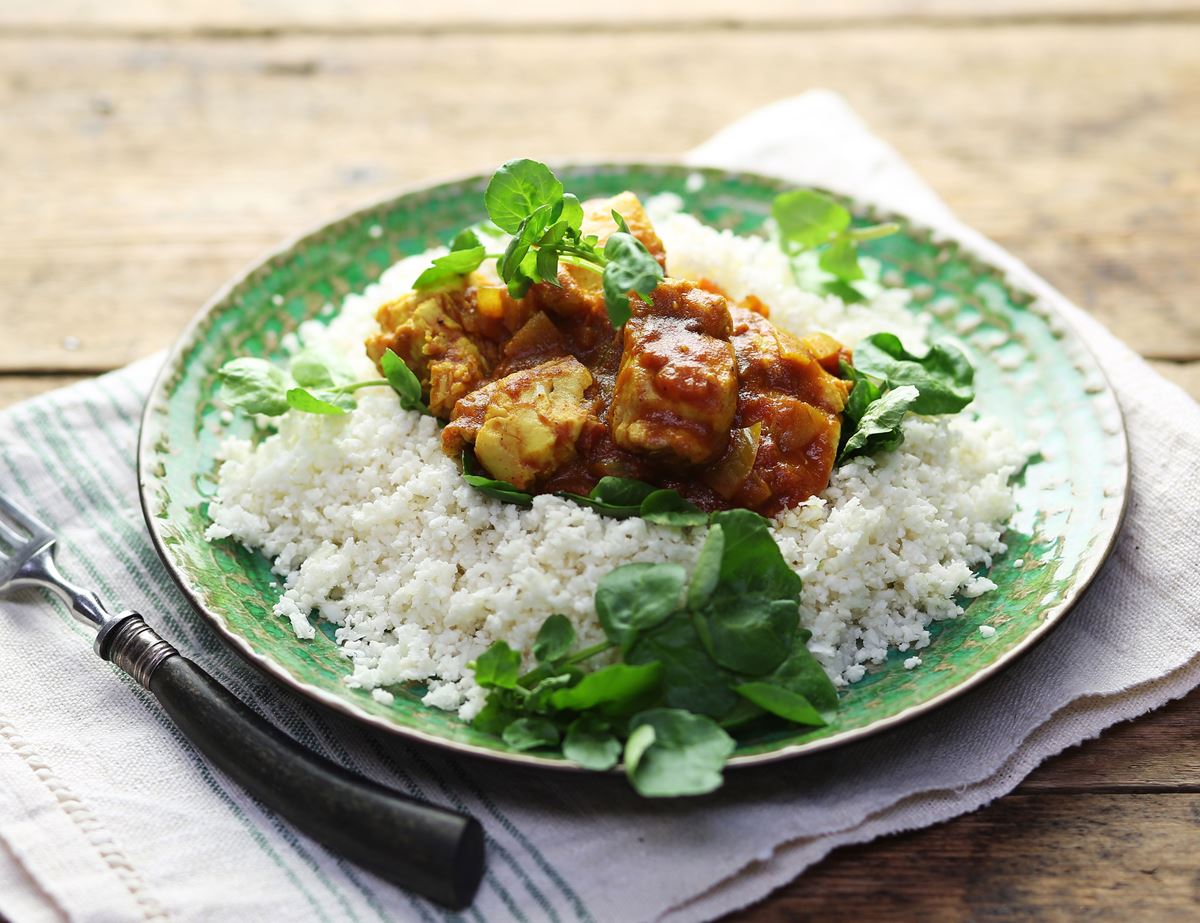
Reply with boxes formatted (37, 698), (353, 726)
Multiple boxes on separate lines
(0, 490), (485, 910)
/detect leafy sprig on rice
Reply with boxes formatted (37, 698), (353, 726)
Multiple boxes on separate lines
(771, 188), (899, 303)
(468, 509), (837, 797)
(838, 334), (976, 462)
(217, 347), (427, 417)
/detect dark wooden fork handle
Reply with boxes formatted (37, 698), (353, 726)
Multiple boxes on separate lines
(99, 614), (485, 910)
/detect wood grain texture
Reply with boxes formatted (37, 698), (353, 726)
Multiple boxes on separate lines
(1019, 687), (1200, 793)
(1, 25), (1198, 373)
(5, 6), (1200, 920)
(725, 792), (1200, 921)
(4, 1), (1199, 33)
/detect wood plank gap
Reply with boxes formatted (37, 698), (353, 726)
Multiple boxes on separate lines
(0, 367), (117, 378)
(4, 10), (1200, 40)
(1016, 782), (1200, 795)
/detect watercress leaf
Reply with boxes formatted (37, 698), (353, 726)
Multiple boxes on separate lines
(602, 271), (632, 328)
(285, 387), (351, 415)
(773, 189), (850, 251)
(610, 210), (632, 234)
(451, 228), (482, 251)
(839, 384), (920, 460)
(559, 193), (584, 232)
(818, 236), (864, 283)
(716, 697), (766, 731)
(709, 509), (802, 601)
(624, 708), (735, 798)
(532, 614), (576, 665)
(469, 640), (521, 690)
(733, 682), (826, 726)
(839, 360), (883, 423)
(693, 596), (797, 676)
(518, 661), (582, 691)
(639, 490), (708, 527)
(380, 349), (428, 413)
(556, 491), (637, 518)
(687, 524), (725, 610)
(217, 357), (292, 416)
(822, 279), (866, 304)
(413, 245), (488, 291)
(627, 615), (739, 718)
(762, 643), (839, 712)
(562, 717), (621, 771)
(549, 662), (663, 715)
(484, 159), (564, 234)
(537, 219), (569, 248)
(689, 509), (802, 676)
(535, 246), (560, 287)
(462, 473), (535, 507)
(524, 673), (577, 712)
(498, 215), (534, 281)
(557, 477), (655, 517)
(506, 271), (535, 301)
(471, 695), (521, 735)
(460, 451), (534, 506)
(518, 248), (543, 285)
(290, 349), (354, 389)
(501, 717), (561, 752)
(853, 334), (975, 415)
(623, 724), (656, 775)
(592, 477), (659, 507)
(595, 562), (686, 650)
(602, 232), (664, 328)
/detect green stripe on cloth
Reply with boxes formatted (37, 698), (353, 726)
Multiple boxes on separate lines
(9, 363), (599, 923)
(78, 381), (539, 923)
(89, 374), (590, 923)
(26, 398), (455, 923)
(5, 414), (361, 923)
(0, 445), (339, 923)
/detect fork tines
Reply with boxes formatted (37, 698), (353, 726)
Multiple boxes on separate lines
(0, 491), (53, 565)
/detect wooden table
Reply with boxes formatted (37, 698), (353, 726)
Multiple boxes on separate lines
(3, 2), (1197, 919)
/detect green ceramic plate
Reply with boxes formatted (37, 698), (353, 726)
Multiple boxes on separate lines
(137, 163), (1128, 769)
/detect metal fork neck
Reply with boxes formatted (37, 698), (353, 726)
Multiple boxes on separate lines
(14, 543), (128, 653)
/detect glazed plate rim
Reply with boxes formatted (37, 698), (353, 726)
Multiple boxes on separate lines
(137, 159), (1130, 771)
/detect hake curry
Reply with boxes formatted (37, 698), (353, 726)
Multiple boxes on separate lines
(365, 193), (853, 516)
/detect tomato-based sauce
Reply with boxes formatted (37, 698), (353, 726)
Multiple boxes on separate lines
(365, 192), (853, 515)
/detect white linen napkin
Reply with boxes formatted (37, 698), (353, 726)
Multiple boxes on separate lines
(1, 90), (1198, 923)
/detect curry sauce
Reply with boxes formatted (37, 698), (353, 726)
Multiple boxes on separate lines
(365, 193), (852, 516)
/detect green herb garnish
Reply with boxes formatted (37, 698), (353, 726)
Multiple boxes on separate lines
(218, 348), (428, 418)
(558, 476), (707, 527)
(467, 509), (835, 797)
(457, 464), (708, 528)
(772, 189), (898, 302)
(412, 230), (489, 292)
(852, 333), (975, 415)
(415, 159), (664, 327)
(837, 333), (976, 462)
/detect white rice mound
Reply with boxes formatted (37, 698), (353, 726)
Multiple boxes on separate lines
(205, 205), (1025, 720)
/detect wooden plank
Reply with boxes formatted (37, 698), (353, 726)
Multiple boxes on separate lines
(726, 793), (1200, 922)
(1019, 687), (1200, 792)
(3, 1), (1199, 34)
(1, 27), (1197, 373)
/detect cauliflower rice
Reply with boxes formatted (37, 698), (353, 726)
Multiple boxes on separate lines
(206, 204), (1024, 721)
